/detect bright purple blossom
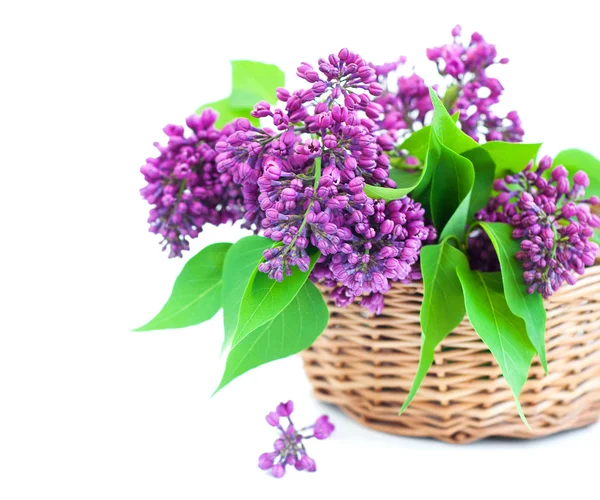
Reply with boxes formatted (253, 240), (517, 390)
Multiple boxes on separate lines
(214, 48), (433, 314)
(140, 110), (243, 257)
(309, 195), (433, 313)
(471, 156), (599, 297)
(258, 401), (334, 478)
(276, 400), (294, 417)
(426, 27), (523, 142)
(373, 26), (523, 144)
(313, 416), (335, 440)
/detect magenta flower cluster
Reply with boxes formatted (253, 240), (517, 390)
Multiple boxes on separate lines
(472, 156), (600, 297)
(140, 110), (243, 257)
(214, 49), (434, 313)
(258, 401), (334, 478)
(140, 30), (597, 308)
(373, 25), (523, 143)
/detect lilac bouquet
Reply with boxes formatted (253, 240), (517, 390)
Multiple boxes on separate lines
(136, 27), (600, 425)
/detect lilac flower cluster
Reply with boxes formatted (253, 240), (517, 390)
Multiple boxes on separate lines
(214, 49), (434, 313)
(373, 25), (524, 143)
(140, 110), (243, 257)
(427, 25), (524, 142)
(258, 401), (334, 478)
(472, 156), (600, 297)
(373, 69), (432, 139)
(309, 195), (435, 314)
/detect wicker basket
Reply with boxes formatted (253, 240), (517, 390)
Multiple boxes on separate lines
(302, 264), (600, 444)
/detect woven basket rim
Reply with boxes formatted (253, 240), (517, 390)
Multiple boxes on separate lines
(303, 263), (600, 443)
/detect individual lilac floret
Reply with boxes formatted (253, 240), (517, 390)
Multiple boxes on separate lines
(140, 110), (243, 257)
(471, 155), (600, 297)
(313, 416), (335, 440)
(258, 400), (334, 478)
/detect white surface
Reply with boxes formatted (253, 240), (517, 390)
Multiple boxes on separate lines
(1, 1), (599, 498)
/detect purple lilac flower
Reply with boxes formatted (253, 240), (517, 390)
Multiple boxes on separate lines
(309, 195), (432, 314)
(373, 25), (523, 144)
(215, 48), (434, 314)
(140, 110), (243, 257)
(258, 401), (334, 478)
(427, 26), (523, 142)
(471, 156), (600, 297)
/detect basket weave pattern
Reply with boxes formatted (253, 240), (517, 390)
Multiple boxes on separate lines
(302, 265), (600, 443)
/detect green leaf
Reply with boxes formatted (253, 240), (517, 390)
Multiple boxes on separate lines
(134, 242), (232, 332)
(461, 147), (496, 218)
(197, 98), (258, 129)
(479, 222), (548, 371)
(365, 153), (427, 202)
(481, 141), (542, 178)
(398, 126), (431, 163)
(400, 241), (470, 412)
(429, 89), (478, 154)
(457, 268), (535, 426)
(363, 173), (422, 201)
(439, 189), (473, 242)
(411, 91), (476, 207)
(221, 235), (273, 352)
(430, 131), (475, 238)
(232, 250), (320, 347)
(397, 114), (458, 163)
(553, 148), (600, 199)
(230, 60), (285, 109)
(389, 168), (422, 187)
(215, 281), (328, 392)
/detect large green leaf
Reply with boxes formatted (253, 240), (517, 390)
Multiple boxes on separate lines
(430, 132), (475, 237)
(461, 147), (496, 218)
(429, 89), (478, 154)
(411, 91), (476, 209)
(398, 126), (431, 163)
(457, 269), (535, 426)
(389, 169), (422, 187)
(221, 235), (273, 352)
(553, 148), (600, 199)
(196, 60), (284, 128)
(230, 60), (285, 109)
(481, 141), (542, 177)
(479, 222), (548, 371)
(363, 173), (421, 201)
(196, 98), (258, 129)
(396, 113), (458, 163)
(134, 242), (232, 331)
(232, 250), (320, 347)
(215, 281), (328, 392)
(400, 241), (470, 413)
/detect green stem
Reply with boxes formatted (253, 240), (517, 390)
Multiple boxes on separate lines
(279, 157), (322, 262)
(295, 156), (322, 237)
(442, 84), (461, 112)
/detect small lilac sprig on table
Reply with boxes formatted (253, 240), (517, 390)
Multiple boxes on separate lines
(258, 401), (334, 478)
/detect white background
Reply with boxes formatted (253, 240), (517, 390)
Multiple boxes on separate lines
(1, 1), (599, 498)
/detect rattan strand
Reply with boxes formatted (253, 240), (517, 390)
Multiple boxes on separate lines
(302, 265), (600, 443)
